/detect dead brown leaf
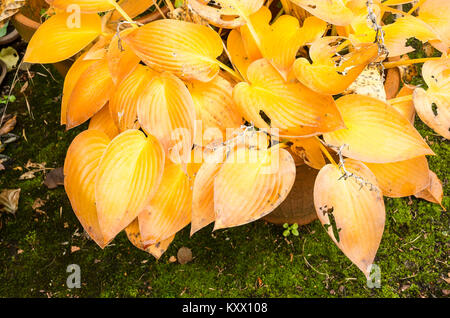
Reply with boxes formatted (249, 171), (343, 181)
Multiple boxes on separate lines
(0, 0), (25, 28)
(43, 167), (64, 189)
(31, 197), (46, 211)
(0, 188), (20, 214)
(0, 115), (16, 136)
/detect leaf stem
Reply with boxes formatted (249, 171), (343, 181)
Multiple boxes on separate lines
(383, 57), (441, 69)
(388, 94), (413, 104)
(108, 0), (138, 28)
(316, 137), (338, 167)
(216, 59), (244, 82)
(408, 0), (426, 14)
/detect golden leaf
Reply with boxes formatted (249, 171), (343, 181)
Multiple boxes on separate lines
(415, 171), (444, 207)
(138, 161), (192, 244)
(294, 37), (379, 95)
(24, 12), (102, 63)
(125, 219), (174, 259)
(314, 160), (385, 277)
(64, 130), (110, 248)
(123, 19), (223, 82)
(323, 94), (434, 163)
(233, 58), (344, 137)
(88, 103), (119, 140)
(413, 57), (450, 139)
(49, 0), (115, 13)
(365, 156), (430, 198)
(66, 58), (114, 129)
(95, 130), (165, 243)
(214, 145), (296, 230)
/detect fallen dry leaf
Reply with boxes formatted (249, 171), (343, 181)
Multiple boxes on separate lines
(71, 246), (80, 253)
(0, 115), (16, 136)
(31, 198), (46, 210)
(0, 0), (25, 28)
(0, 188), (20, 214)
(44, 167), (64, 189)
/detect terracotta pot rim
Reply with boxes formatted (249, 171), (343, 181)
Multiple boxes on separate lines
(13, 13), (41, 30)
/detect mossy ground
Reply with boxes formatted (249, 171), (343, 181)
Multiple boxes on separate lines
(0, 65), (448, 298)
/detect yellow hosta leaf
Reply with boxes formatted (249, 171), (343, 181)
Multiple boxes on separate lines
(125, 219), (174, 259)
(66, 58), (114, 129)
(95, 130), (165, 243)
(353, 16), (437, 57)
(289, 0), (356, 26)
(294, 37), (379, 95)
(297, 16), (328, 45)
(365, 156), (430, 198)
(137, 71), (196, 162)
(64, 130), (110, 248)
(227, 29), (253, 81)
(391, 86), (415, 124)
(290, 137), (325, 170)
(233, 58), (344, 137)
(49, 0), (115, 13)
(109, 65), (157, 132)
(138, 161), (192, 244)
(123, 19), (223, 82)
(191, 149), (226, 235)
(111, 0), (156, 21)
(314, 160), (385, 277)
(188, 75), (243, 146)
(83, 35), (111, 60)
(187, 0), (264, 28)
(61, 52), (96, 125)
(214, 146), (296, 230)
(415, 171), (444, 207)
(88, 103), (119, 139)
(413, 57), (450, 139)
(418, 0), (450, 50)
(344, 66), (386, 101)
(24, 12), (102, 63)
(323, 94), (434, 163)
(107, 30), (141, 85)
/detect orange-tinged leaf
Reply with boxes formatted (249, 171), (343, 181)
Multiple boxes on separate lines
(107, 30), (141, 85)
(289, 0), (356, 26)
(64, 129), (110, 248)
(66, 58), (114, 129)
(227, 29), (253, 81)
(294, 37), (379, 95)
(125, 219), (174, 259)
(191, 149), (226, 235)
(49, 0), (115, 13)
(297, 16), (328, 45)
(123, 19), (223, 82)
(109, 65), (157, 132)
(111, 0), (156, 21)
(233, 58), (344, 137)
(314, 160), (385, 277)
(413, 57), (450, 139)
(24, 12), (102, 63)
(415, 171), (444, 207)
(61, 52), (96, 125)
(188, 75), (243, 146)
(290, 137), (325, 170)
(391, 86), (415, 124)
(88, 103), (119, 139)
(418, 0), (450, 50)
(214, 146), (296, 230)
(138, 161), (192, 244)
(95, 129), (165, 243)
(323, 94), (434, 163)
(187, 0), (264, 28)
(83, 35), (111, 60)
(364, 156), (430, 198)
(137, 71), (196, 162)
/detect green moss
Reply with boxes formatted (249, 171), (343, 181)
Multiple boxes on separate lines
(0, 64), (449, 298)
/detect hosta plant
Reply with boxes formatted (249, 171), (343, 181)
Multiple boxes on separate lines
(23, 0), (448, 277)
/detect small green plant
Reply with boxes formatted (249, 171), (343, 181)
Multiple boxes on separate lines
(0, 95), (16, 105)
(282, 223), (299, 237)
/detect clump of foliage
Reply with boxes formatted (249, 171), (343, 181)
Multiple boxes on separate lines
(21, 0), (448, 277)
